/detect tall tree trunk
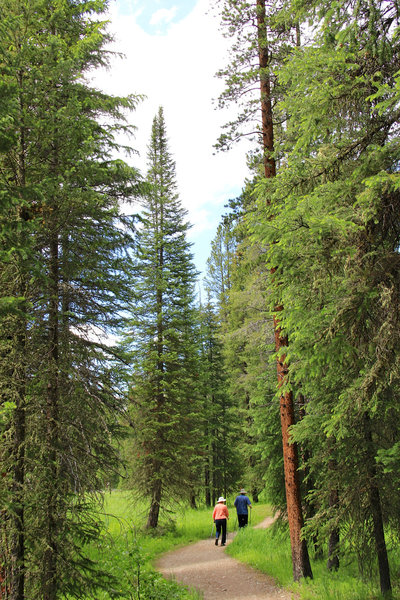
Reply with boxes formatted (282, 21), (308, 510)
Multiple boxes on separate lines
(43, 231), (59, 600)
(146, 478), (162, 529)
(327, 487), (340, 572)
(256, 0), (276, 179)
(10, 77), (28, 600)
(43, 31), (61, 597)
(257, 0), (312, 581)
(363, 414), (392, 597)
(370, 485), (391, 597)
(11, 340), (26, 600)
(147, 206), (165, 531)
(275, 320), (312, 580)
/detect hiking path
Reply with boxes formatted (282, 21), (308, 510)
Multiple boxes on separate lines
(155, 515), (294, 600)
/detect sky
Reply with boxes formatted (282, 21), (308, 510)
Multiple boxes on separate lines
(93, 0), (251, 282)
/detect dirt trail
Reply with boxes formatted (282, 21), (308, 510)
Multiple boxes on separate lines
(155, 516), (293, 600)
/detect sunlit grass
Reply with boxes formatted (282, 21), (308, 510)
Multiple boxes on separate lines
(227, 521), (400, 600)
(81, 490), (273, 599)
(82, 491), (400, 600)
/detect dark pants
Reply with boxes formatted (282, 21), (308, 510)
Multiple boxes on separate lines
(238, 514), (248, 528)
(215, 519), (227, 544)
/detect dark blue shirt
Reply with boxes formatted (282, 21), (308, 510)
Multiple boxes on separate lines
(234, 494), (251, 515)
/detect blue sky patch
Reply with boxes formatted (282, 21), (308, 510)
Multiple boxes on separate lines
(116, 0), (198, 35)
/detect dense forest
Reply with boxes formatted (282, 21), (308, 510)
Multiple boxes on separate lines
(1, 0), (400, 599)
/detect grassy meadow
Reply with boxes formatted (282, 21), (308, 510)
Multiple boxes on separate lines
(82, 490), (270, 599)
(227, 520), (400, 600)
(82, 490), (399, 600)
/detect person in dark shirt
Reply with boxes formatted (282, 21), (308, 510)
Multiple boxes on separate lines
(234, 488), (252, 528)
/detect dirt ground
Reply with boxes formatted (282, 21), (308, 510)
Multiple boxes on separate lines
(155, 516), (294, 600)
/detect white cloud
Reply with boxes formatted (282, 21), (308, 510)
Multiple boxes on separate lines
(150, 6), (178, 26)
(92, 0), (251, 277)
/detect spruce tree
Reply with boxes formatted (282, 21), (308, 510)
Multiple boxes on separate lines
(205, 190), (285, 506)
(197, 300), (242, 504)
(204, 222), (236, 327)
(125, 107), (200, 528)
(0, 1), (141, 597)
(252, 0), (400, 593)
(214, 0), (312, 580)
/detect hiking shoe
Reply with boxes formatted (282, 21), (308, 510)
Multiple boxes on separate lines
(215, 539), (218, 545)
(221, 543), (225, 546)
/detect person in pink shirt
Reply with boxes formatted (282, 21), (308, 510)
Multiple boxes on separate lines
(212, 496), (229, 546)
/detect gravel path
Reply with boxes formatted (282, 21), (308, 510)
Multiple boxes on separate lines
(155, 516), (294, 600)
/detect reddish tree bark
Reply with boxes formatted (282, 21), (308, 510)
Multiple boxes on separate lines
(256, 0), (312, 580)
(274, 316), (312, 580)
(257, 0), (276, 179)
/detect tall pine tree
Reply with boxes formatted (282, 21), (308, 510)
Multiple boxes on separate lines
(197, 299), (242, 505)
(252, 0), (400, 593)
(125, 107), (200, 528)
(214, 0), (312, 580)
(0, 1), (141, 597)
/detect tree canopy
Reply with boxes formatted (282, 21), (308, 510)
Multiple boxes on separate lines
(1, 0), (400, 597)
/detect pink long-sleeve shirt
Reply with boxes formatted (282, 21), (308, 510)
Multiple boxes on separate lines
(213, 503), (229, 520)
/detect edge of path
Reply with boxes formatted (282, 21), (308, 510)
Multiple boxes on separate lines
(154, 512), (296, 600)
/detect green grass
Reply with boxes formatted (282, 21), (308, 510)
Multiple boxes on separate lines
(226, 522), (292, 585)
(82, 490), (203, 599)
(226, 521), (400, 600)
(81, 491), (400, 600)
(80, 490), (272, 600)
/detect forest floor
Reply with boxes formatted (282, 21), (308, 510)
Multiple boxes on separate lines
(155, 515), (295, 600)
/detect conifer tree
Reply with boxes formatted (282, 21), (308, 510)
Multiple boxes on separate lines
(0, 1), (141, 597)
(204, 224), (235, 326)
(252, 0), (400, 593)
(197, 300), (242, 504)
(125, 107), (200, 528)
(204, 203), (268, 502)
(213, 0), (294, 167)
(214, 0), (312, 580)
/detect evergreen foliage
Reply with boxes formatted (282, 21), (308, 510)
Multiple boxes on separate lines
(124, 107), (201, 529)
(213, 0), (313, 582)
(212, 0), (295, 159)
(204, 223), (235, 325)
(212, 0), (400, 592)
(2, 0), (400, 597)
(0, 1), (141, 597)
(197, 300), (242, 505)
(249, 0), (400, 593)
(205, 192), (282, 503)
